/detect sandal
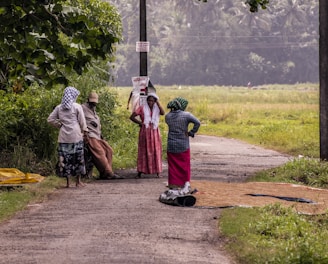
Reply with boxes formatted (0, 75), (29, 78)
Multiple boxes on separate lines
(108, 173), (124, 179)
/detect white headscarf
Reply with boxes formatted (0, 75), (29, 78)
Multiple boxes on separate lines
(143, 93), (160, 129)
(61, 86), (80, 110)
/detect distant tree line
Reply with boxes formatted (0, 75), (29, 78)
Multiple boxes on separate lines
(110, 0), (318, 87)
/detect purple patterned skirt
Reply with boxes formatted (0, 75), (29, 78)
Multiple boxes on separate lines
(57, 141), (86, 177)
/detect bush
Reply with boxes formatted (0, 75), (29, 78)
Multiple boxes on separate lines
(0, 87), (61, 174)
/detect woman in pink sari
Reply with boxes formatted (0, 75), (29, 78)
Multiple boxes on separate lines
(129, 93), (165, 178)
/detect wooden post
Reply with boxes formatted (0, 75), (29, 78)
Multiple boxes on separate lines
(140, 0), (147, 76)
(320, 0), (328, 160)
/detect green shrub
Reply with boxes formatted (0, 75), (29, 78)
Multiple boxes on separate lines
(0, 87), (61, 173)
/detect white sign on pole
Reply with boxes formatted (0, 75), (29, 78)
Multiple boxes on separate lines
(136, 41), (150, 52)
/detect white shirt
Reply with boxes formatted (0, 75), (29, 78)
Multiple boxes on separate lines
(47, 103), (87, 143)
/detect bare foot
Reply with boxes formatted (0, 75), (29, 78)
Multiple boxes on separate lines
(76, 182), (86, 187)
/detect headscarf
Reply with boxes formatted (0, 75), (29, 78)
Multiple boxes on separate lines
(167, 97), (188, 111)
(143, 93), (160, 129)
(61, 86), (80, 110)
(147, 92), (159, 101)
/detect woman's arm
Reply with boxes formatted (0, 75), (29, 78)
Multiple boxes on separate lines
(129, 112), (143, 127)
(156, 100), (165, 115)
(47, 106), (62, 128)
(188, 114), (201, 137)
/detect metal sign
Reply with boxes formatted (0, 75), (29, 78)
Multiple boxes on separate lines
(136, 41), (150, 52)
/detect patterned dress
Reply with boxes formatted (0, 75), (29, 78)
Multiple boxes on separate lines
(134, 105), (163, 174)
(47, 87), (87, 178)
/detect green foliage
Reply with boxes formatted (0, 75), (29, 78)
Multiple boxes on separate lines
(251, 158), (328, 188)
(220, 204), (328, 264)
(245, 0), (269, 12)
(0, 85), (63, 173)
(0, 0), (122, 91)
(0, 87), (59, 153)
(197, 0), (269, 12)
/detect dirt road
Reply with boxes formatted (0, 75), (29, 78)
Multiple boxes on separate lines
(0, 135), (290, 264)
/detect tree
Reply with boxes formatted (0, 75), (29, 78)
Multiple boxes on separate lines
(0, 0), (122, 91)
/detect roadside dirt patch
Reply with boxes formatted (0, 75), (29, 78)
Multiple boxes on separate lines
(0, 135), (292, 264)
(193, 181), (328, 215)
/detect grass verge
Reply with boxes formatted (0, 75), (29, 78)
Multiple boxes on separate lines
(220, 157), (328, 263)
(220, 204), (328, 264)
(0, 176), (65, 222)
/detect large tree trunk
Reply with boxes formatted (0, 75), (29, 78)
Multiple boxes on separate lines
(320, 0), (328, 160)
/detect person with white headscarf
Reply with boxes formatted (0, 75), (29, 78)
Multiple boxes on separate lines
(129, 93), (165, 178)
(47, 86), (88, 188)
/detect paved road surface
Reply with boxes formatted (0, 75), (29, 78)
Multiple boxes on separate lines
(0, 136), (290, 264)
(191, 135), (291, 182)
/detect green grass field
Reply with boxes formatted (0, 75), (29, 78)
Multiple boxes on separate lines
(114, 83), (319, 158)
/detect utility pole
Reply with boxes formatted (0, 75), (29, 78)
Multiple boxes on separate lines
(140, 0), (147, 76)
(320, 0), (328, 160)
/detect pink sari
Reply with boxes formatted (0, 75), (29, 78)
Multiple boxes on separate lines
(167, 149), (190, 187)
(135, 106), (163, 174)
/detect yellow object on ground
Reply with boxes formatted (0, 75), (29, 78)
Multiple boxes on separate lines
(0, 168), (44, 185)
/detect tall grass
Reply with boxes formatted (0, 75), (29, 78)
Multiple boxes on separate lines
(115, 83), (319, 158)
(220, 204), (328, 264)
